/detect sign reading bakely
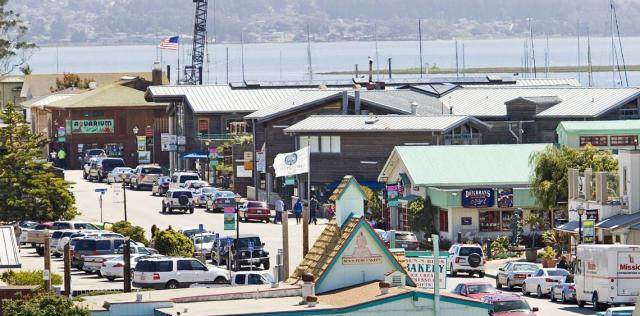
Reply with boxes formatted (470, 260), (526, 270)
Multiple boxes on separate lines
(342, 232), (382, 265)
(406, 256), (447, 289)
(69, 119), (114, 134)
(461, 188), (494, 208)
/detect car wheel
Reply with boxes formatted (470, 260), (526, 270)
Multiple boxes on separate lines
(106, 276), (116, 282)
(161, 203), (166, 213)
(592, 292), (605, 311)
(83, 172), (88, 179)
(478, 271), (485, 278)
(214, 276), (227, 284)
(165, 280), (179, 289)
(561, 292), (567, 304)
(537, 285), (543, 298)
(506, 278), (513, 290)
(522, 283), (529, 296)
(264, 218), (270, 224)
(578, 300), (585, 308)
(550, 289), (556, 302)
(54, 253), (61, 258)
(496, 278), (502, 289)
(450, 264), (457, 277)
(97, 271), (103, 278)
(189, 208), (195, 214)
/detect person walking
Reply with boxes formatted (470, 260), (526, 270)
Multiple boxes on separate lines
(556, 255), (569, 270)
(49, 150), (57, 163)
(309, 196), (318, 225)
(293, 199), (303, 225)
(275, 198), (285, 224)
(57, 148), (67, 169)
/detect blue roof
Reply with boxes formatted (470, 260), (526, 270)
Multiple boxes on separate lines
(556, 221), (579, 233)
(596, 212), (640, 230)
(181, 151), (208, 159)
(327, 179), (384, 192)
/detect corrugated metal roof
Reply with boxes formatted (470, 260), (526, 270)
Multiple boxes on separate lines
(284, 115), (489, 133)
(0, 226), (21, 268)
(514, 78), (581, 87)
(440, 87), (640, 117)
(356, 90), (446, 115)
(385, 143), (550, 187)
(0, 75), (24, 83)
(147, 85), (300, 113)
(558, 120), (640, 132)
(245, 90), (341, 120)
(596, 212), (640, 230)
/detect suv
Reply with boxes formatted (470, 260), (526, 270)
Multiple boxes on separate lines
(88, 158), (126, 182)
(211, 234), (269, 271)
(169, 172), (201, 189)
(51, 221), (98, 231)
(84, 148), (106, 164)
(130, 165), (163, 191)
(381, 231), (420, 250)
(83, 157), (98, 179)
(72, 237), (126, 270)
(133, 257), (230, 289)
(448, 243), (486, 277)
(162, 189), (195, 213)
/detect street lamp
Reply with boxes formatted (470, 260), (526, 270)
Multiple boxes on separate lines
(577, 208), (585, 245)
(234, 193), (242, 271)
(132, 126), (140, 166)
(120, 173), (128, 222)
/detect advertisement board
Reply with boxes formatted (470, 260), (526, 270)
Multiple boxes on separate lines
(224, 213), (235, 230)
(406, 257), (447, 289)
(583, 220), (595, 243)
(137, 136), (146, 151)
(386, 185), (399, 207)
(497, 188), (513, 208)
(256, 151), (266, 173)
(69, 119), (114, 134)
(138, 151), (151, 164)
(461, 188), (494, 208)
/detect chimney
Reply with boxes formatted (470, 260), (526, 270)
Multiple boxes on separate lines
(341, 91), (348, 114)
(166, 65), (171, 83)
(368, 56), (373, 83)
(354, 88), (361, 115)
(410, 102), (418, 115)
(152, 62), (163, 85)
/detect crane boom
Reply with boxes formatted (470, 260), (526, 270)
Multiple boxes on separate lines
(184, 0), (208, 85)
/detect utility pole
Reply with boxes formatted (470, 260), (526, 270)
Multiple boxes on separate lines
(123, 239), (131, 293)
(44, 238), (51, 292)
(64, 243), (71, 297)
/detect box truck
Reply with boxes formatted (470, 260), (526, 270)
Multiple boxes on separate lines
(576, 244), (640, 311)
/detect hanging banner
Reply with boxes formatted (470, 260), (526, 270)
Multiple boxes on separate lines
(461, 188), (495, 208)
(586, 209), (599, 223)
(224, 213), (235, 230)
(69, 119), (114, 134)
(497, 188), (513, 208)
(406, 256), (447, 289)
(273, 147), (309, 177)
(583, 220), (595, 243)
(386, 185), (399, 207)
(256, 151), (266, 173)
(137, 136), (146, 151)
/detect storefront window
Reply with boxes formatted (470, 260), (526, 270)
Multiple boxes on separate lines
(579, 136), (608, 147)
(501, 210), (514, 231)
(479, 210), (500, 232)
(104, 143), (124, 157)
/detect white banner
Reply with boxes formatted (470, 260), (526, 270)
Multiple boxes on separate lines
(111, 183), (124, 203)
(256, 151), (266, 173)
(273, 147), (309, 177)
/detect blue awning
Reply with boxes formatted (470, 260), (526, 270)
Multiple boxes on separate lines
(181, 151), (209, 159)
(326, 179), (384, 192)
(555, 221), (579, 233)
(596, 212), (640, 230)
(399, 194), (421, 204)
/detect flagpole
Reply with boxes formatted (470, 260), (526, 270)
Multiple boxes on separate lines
(177, 38), (181, 84)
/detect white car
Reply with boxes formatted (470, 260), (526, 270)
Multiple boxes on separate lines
(162, 189), (195, 214)
(521, 268), (570, 298)
(132, 257), (230, 289)
(448, 244), (486, 277)
(106, 167), (134, 184)
(597, 306), (634, 316)
(194, 187), (218, 207)
(100, 254), (160, 281)
(192, 233), (216, 258)
(184, 180), (209, 193)
(230, 271), (275, 286)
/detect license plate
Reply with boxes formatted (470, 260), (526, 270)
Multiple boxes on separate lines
(256, 210), (262, 214)
(140, 274), (146, 280)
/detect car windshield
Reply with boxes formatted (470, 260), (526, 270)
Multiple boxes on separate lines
(180, 175), (199, 183)
(217, 191), (235, 198)
(88, 149), (104, 156)
(261, 273), (274, 284)
(182, 229), (200, 237)
(513, 264), (539, 272)
(459, 247), (482, 256)
(102, 159), (125, 169)
(201, 187), (216, 194)
(237, 237), (261, 249)
(396, 232), (417, 241)
(75, 223), (98, 230)
(547, 269), (570, 277)
(467, 284), (495, 294)
(190, 181), (207, 189)
(142, 167), (162, 174)
(248, 202), (267, 208)
(194, 235), (215, 243)
(172, 191), (193, 198)
(51, 231), (64, 238)
(493, 300), (531, 313)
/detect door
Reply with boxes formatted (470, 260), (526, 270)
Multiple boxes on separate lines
(177, 260), (196, 284)
(499, 263), (511, 284)
(189, 259), (212, 283)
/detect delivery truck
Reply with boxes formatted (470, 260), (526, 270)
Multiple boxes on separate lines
(576, 244), (640, 311)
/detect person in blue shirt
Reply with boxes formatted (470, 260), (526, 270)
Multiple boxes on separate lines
(294, 199), (303, 225)
(274, 198), (285, 224)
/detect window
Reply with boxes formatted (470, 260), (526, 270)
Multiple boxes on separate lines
(479, 210), (500, 232)
(157, 261), (173, 272)
(299, 136), (340, 153)
(501, 211), (514, 231)
(177, 260), (192, 271)
(579, 136), (608, 147)
(95, 240), (111, 250)
(611, 135), (638, 146)
(190, 260), (206, 271)
(247, 274), (262, 284)
(439, 209), (449, 232)
(234, 274), (246, 285)
(113, 240), (125, 249)
(299, 136), (320, 153)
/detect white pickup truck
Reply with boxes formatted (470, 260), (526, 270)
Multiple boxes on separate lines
(230, 271), (275, 286)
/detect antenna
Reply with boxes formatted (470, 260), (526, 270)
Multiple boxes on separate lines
(306, 24), (313, 83)
(577, 18), (581, 84)
(225, 47), (229, 84)
(462, 41), (466, 77)
(279, 50), (283, 81)
(212, 0), (217, 84)
(183, 0), (208, 85)
(455, 39), (459, 78)
(545, 33), (550, 78)
(587, 28), (593, 87)
(418, 19), (423, 78)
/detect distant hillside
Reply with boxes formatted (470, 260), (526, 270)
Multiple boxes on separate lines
(9, 0), (640, 44)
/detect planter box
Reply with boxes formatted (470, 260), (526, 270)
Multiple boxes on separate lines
(542, 258), (557, 268)
(525, 248), (538, 262)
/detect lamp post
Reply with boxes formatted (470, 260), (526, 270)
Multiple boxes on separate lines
(120, 173), (128, 222)
(577, 208), (585, 245)
(132, 126), (139, 166)
(234, 193), (242, 271)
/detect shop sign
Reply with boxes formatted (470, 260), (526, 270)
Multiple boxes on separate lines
(244, 151), (253, 171)
(177, 136), (186, 145)
(223, 213), (235, 230)
(145, 126), (154, 137)
(138, 151), (151, 164)
(406, 256), (447, 289)
(586, 209), (599, 222)
(69, 119), (114, 134)
(284, 176), (296, 186)
(387, 185), (399, 207)
(461, 188), (494, 208)
(136, 136), (146, 151)
(198, 119), (209, 133)
(341, 232), (382, 265)
(209, 159), (219, 168)
(57, 126), (66, 137)
(236, 165), (252, 178)
(256, 151), (266, 173)
(461, 217), (472, 225)
(497, 188), (513, 208)
(583, 220), (595, 243)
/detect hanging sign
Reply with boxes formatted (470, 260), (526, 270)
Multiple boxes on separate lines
(461, 188), (494, 208)
(137, 136), (146, 151)
(586, 209), (599, 223)
(386, 185), (399, 207)
(145, 126), (154, 137)
(69, 119), (114, 134)
(256, 151), (266, 173)
(583, 220), (595, 243)
(224, 213), (235, 230)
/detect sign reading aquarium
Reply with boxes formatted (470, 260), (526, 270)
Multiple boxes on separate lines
(461, 188), (494, 208)
(69, 119), (114, 134)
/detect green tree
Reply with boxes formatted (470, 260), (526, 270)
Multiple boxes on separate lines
(111, 220), (149, 246)
(407, 196), (438, 239)
(2, 293), (89, 316)
(361, 186), (381, 220)
(153, 229), (194, 257)
(1, 0), (37, 75)
(18, 63), (31, 75)
(0, 103), (77, 222)
(529, 144), (618, 211)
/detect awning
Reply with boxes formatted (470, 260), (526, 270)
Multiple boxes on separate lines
(596, 212), (640, 230)
(399, 194), (421, 204)
(326, 179), (384, 192)
(181, 151), (209, 159)
(555, 221), (579, 233)
(399, 173), (412, 187)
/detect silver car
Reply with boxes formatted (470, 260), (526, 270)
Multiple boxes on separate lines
(107, 167), (133, 184)
(496, 262), (540, 290)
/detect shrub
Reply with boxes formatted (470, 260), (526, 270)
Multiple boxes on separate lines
(153, 229), (194, 257)
(111, 220), (149, 246)
(540, 246), (557, 260)
(491, 235), (510, 257)
(542, 230), (557, 247)
(0, 270), (62, 290)
(2, 293), (89, 316)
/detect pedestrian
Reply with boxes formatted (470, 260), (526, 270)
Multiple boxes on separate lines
(327, 204), (335, 218)
(556, 255), (569, 270)
(275, 198), (285, 224)
(151, 224), (158, 238)
(57, 148), (67, 169)
(309, 196), (318, 225)
(294, 199), (303, 225)
(49, 150), (57, 163)
(167, 225), (173, 231)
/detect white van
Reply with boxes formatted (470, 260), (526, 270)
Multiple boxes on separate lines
(169, 172), (201, 189)
(575, 244), (640, 311)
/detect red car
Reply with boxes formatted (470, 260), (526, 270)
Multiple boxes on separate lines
(238, 201), (270, 223)
(481, 293), (538, 316)
(452, 281), (497, 300)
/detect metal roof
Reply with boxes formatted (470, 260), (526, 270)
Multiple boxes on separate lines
(596, 212), (640, 230)
(557, 120), (640, 132)
(47, 80), (165, 109)
(440, 87), (640, 118)
(284, 115), (490, 133)
(21, 93), (75, 108)
(380, 143), (550, 187)
(555, 221), (579, 233)
(513, 78), (580, 87)
(146, 85), (300, 114)
(0, 75), (24, 83)
(356, 90), (446, 115)
(245, 90), (342, 121)
(0, 226), (21, 268)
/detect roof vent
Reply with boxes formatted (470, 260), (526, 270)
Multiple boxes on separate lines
(365, 114), (379, 124)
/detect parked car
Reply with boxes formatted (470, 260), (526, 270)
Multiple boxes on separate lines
(194, 187), (218, 207)
(49, 229), (81, 257)
(206, 190), (236, 212)
(210, 234), (269, 270)
(88, 158), (126, 182)
(521, 268), (570, 298)
(133, 257), (230, 289)
(184, 180), (209, 192)
(82, 242), (155, 275)
(230, 271), (275, 286)
(53, 230), (88, 256)
(178, 226), (207, 239)
(192, 233), (216, 259)
(448, 244), (486, 277)
(162, 189), (195, 214)
(481, 293), (538, 316)
(238, 201), (270, 223)
(169, 172), (201, 189)
(596, 307), (634, 316)
(381, 231), (420, 250)
(496, 262), (540, 290)
(51, 221), (99, 231)
(130, 165), (163, 191)
(452, 282), (497, 300)
(16, 221), (38, 245)
(106, 167), (133, 184)
(550, 275), (576, 304)
(152, 176), (171, 197)
(72, 237), (126, 270)
(100, 254), (160, 281)
(83, 148), (106, 164)
(23, 222), (53, 255)
(83, 157), (98, 180)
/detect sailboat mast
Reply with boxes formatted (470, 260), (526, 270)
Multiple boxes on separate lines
(612, 0), (629, 87)
(610, 0), (616, 87)
(374, 24), (380, 81)
(418, 19), (423, 78)
(455, 39), (459, 78)
(306, 24), (313, 83)
(529, 18), (537, 78)
(577, 18), (581, 84)
(587, 28), (593, 87)
(545, 33), (550, 78)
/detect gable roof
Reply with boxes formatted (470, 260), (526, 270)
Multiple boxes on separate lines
(244, 90), (341, 121)
(21, 93), (75, 108)
(380, 143), (550, 187)
(46, 79), (166, 109)
(440, 87), (639, 118)
(146, 85), (300, 114)
(20, 72), (155, 99)
(557, 120), (640, 133)
(329, 175), (368, 202)
(356, 90), (446, 115)
(284, 115), (490, 133)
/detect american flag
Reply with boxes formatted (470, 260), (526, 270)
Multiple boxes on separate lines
(159, 36), (179, 50)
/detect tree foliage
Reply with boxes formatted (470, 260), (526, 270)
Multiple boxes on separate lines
(361, 186), (381, 220)
(407, 196), (438, 238)
(2, 293), (89, 316)
(111, 220), (149, 246)
(1, 270), (62, 290)
(1, 0), (36, 75)
(0, 103), (77, 222)
(529, 144), (618, 211)
(54, 73), (95, 91)
(153, 229), (194, 257)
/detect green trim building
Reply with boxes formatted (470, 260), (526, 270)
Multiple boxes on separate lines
(557, 120), (640, 149)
